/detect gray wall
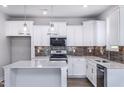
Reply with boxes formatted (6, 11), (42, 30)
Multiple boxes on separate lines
(0, 13), (11, 80)
(10, 37), (31, 63)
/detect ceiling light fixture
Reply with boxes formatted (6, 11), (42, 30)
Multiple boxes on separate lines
(83, 5), (88, 8)
(3, 4), (8, 7)
(43, 9), (48, 15)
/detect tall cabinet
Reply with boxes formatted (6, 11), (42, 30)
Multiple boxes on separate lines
(106, 6), (124, 50)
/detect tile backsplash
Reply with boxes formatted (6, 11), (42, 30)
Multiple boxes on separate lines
(35, 46), (124, 63)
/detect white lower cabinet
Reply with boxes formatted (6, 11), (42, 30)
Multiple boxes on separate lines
(68, 57), (86, 78)
(86, 60), (97, 87)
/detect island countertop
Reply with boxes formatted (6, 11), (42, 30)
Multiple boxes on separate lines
(3, 60), (67, 69)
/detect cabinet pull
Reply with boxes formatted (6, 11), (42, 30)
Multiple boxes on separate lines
(86, 65), (88, 69)
(92, 68), (93, 73)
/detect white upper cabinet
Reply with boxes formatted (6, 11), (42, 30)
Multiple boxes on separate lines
(5, 21), (33, 36)
(67, 25), (83, 46)
(50, 22), (67, 36)
(82, 21), (96, 46)
(119, 6), (124, 46)
(33, 25), (50, 46)
(106, 8), (120, 46)
(106, 6), (124, 47)
(95, 21), (106, 46)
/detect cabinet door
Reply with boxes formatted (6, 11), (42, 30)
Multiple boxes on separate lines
(86, 61), (97, 86)
(119, 7), (124, 45)
(74, 26), (83, 46)
(67, 25), (83, 46)
(95, 21), (106, 46)
(67, 26), (75, 46)
(82, 21), (95, 46)
(86, 63), (93, 81)
(68, 61), (73, 76)
(50, 22), (67, 36)
(92, 65), (97, 86)
(33, 25), (49, 46)
(6, 21), (33, 36)
(107, 8), (119, 46)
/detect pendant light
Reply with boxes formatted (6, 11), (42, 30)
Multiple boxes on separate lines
(47, 5), (55, 35)
(23, 5), (29, 34)
(50, 5), (55, 31)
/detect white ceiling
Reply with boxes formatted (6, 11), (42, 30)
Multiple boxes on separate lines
(0, 5), (113, 18)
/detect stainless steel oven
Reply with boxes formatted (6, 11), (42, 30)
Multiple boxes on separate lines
(97, 64), (107, 87)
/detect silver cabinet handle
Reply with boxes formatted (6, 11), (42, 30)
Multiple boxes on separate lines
(92, 68), (93, 73)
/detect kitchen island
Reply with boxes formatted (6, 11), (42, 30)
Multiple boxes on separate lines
(3, 60), (67, 87)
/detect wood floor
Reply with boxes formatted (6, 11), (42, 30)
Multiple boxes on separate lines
(67, 78), (94, 87)
(0, 78), (93, 87)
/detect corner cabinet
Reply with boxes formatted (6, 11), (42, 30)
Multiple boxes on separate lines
(86, 60), (97, 87)
(5, 21), (33, 36)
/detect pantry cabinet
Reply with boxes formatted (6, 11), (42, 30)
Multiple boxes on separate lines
(68, 57), (86, 78)
(67, 25), (83, 46)
(32, 25), (50, 46)
(86, 60), (97, 87)
(5, 21), (33, 36)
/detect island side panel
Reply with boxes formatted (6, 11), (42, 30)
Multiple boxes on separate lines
(107, 69), (124, 87)
(61, 67), (67, 87)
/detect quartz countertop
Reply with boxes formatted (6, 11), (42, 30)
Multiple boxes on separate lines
(67, 55), (124, 69)
(86, 56), (124, 69)
(3, 60), (67, 69)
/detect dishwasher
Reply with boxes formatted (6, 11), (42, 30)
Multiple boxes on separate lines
(97, 64), (107, 87)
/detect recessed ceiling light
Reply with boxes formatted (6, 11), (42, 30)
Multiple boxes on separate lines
(43, 9), (47, 15)
(83, 5), (88, 8)
(3, 5), (8, 7)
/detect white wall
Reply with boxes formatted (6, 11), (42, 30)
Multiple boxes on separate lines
(0, 13), (11, 80)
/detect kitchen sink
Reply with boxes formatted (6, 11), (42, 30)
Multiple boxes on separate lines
(95, 60), (109, 63)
